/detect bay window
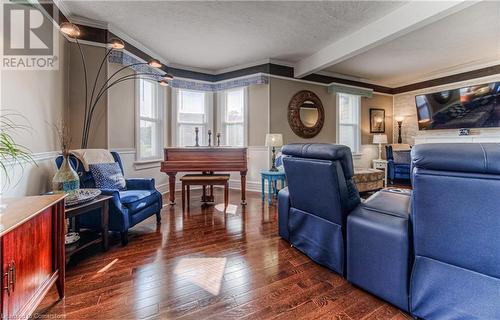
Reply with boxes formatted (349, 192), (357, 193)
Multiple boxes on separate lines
(217, 87), (247, 146)
(172, 88), (212, 147)
(136, 79), (164, 161)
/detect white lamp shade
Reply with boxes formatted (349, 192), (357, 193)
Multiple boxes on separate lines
(373, 134), (388, 144)
(265, 133), (283, 147)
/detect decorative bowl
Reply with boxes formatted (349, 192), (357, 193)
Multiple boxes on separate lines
(65, 232), (80, 245)
(65, 188), (101, 207)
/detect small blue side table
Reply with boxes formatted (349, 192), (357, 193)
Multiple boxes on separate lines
(261, 170), (286, 205)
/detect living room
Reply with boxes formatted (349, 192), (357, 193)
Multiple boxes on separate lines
(1, 1), (499, 319)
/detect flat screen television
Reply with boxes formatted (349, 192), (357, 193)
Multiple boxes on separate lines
(415, 81), (500, 130)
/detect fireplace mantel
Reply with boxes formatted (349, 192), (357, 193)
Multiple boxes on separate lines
(414, 133), (500, 144)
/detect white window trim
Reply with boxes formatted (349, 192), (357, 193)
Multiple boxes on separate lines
(135, 79), (165, 163)
(171, 88), (213, 147)
(336, 93), (362, 156)
(216, 87), (248, 147)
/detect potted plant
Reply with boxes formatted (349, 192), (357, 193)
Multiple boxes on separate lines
(0, 111), (36, 190)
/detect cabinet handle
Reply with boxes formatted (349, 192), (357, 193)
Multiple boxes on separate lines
(9, 261), (15, 290)
(3, 264), (11, 296)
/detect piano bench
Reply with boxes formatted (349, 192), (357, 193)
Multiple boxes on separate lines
(180, 174), (230, 211)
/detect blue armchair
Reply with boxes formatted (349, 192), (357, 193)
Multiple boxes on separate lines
(278, 143), (361, 275)
(56, 151), (162, 245)
(386, 144), (411, 184)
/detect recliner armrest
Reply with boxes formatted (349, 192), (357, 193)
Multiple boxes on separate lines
(362, 189), (411, 218)
(278, 187), (291, 240)
(126, 178), (155, 190)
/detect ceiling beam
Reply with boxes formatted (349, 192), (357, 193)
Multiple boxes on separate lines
(294, 1), (478, 78)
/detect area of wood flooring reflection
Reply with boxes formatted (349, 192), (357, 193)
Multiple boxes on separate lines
(36, 190), (411, 320)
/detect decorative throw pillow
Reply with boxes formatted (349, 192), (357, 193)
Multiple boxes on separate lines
(89, 162), (126, 190)
(275, 151), (284, 170)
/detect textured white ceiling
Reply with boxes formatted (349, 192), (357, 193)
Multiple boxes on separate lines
(324, 1), (500, 87)
(62, 0), (406, 72)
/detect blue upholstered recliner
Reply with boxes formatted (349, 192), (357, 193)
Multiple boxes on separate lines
(410, 143), (500, 319)
(386, 145), (411, 183)
(56, 152), (162, 245)
(278, 143), (361, 275)
(280, 142), (500, 318)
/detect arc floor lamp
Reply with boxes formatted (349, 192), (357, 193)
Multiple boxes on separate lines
(60, 22), (174, 149)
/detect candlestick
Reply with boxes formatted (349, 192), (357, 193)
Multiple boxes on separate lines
(208, 129), (212, 147)
(194, 127), (199, 147)
(217, 133), (221, 147)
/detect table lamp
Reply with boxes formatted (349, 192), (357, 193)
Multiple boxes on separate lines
(265, 133), (283, 171)
(373, 134), (388, 160)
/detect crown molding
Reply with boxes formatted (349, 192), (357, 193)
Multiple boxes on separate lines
(68, 15), (108, 29)
(387, 57), (500, 88)
(107, 24), (171, 67)
(52, 0), (70, 18)
(315, 70), (381, 86)
(167, 63), (217, 75)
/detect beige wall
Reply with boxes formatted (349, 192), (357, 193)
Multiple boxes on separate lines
(107, 63), (136, 149)
(394, 74), (500, 145)
(361, 94), (394, 145)
(69, 43), (108, 149)
(248, 84), (269, 146)
(2, 34), (69, 196)
(270, 77), (336, 144)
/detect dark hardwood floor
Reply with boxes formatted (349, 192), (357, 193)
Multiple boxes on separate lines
(37, 189), (411, 320)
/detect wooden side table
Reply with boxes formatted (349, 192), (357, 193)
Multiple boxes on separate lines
(65, 195), (112, 263)
(372, 159), (388, 187)
(261, 170), (286, 205)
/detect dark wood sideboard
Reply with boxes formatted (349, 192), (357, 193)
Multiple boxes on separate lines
(161, 147), (248, 205)
(0, 194), (66, 319)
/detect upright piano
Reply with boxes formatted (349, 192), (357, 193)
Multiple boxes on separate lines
(161, 147), (248, 205)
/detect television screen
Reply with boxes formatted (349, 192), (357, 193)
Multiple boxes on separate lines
(415, 81), (500, 130)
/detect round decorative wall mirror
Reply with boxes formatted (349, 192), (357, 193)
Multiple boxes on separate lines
(288, 90), (325, 138)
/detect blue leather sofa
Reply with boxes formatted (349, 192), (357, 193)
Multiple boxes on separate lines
(386, 145), (411, 183)
(410, 143), (500, 319)
(278, 143), (361, 275)
(279, 142), (500, 319)
(56, 152), (162, 245)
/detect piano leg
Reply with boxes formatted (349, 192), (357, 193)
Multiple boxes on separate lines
(241, 170), (247, 205)
(168, 173), (177, 205)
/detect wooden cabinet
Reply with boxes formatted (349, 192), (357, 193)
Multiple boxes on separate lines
(0, 195), (65, 319)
